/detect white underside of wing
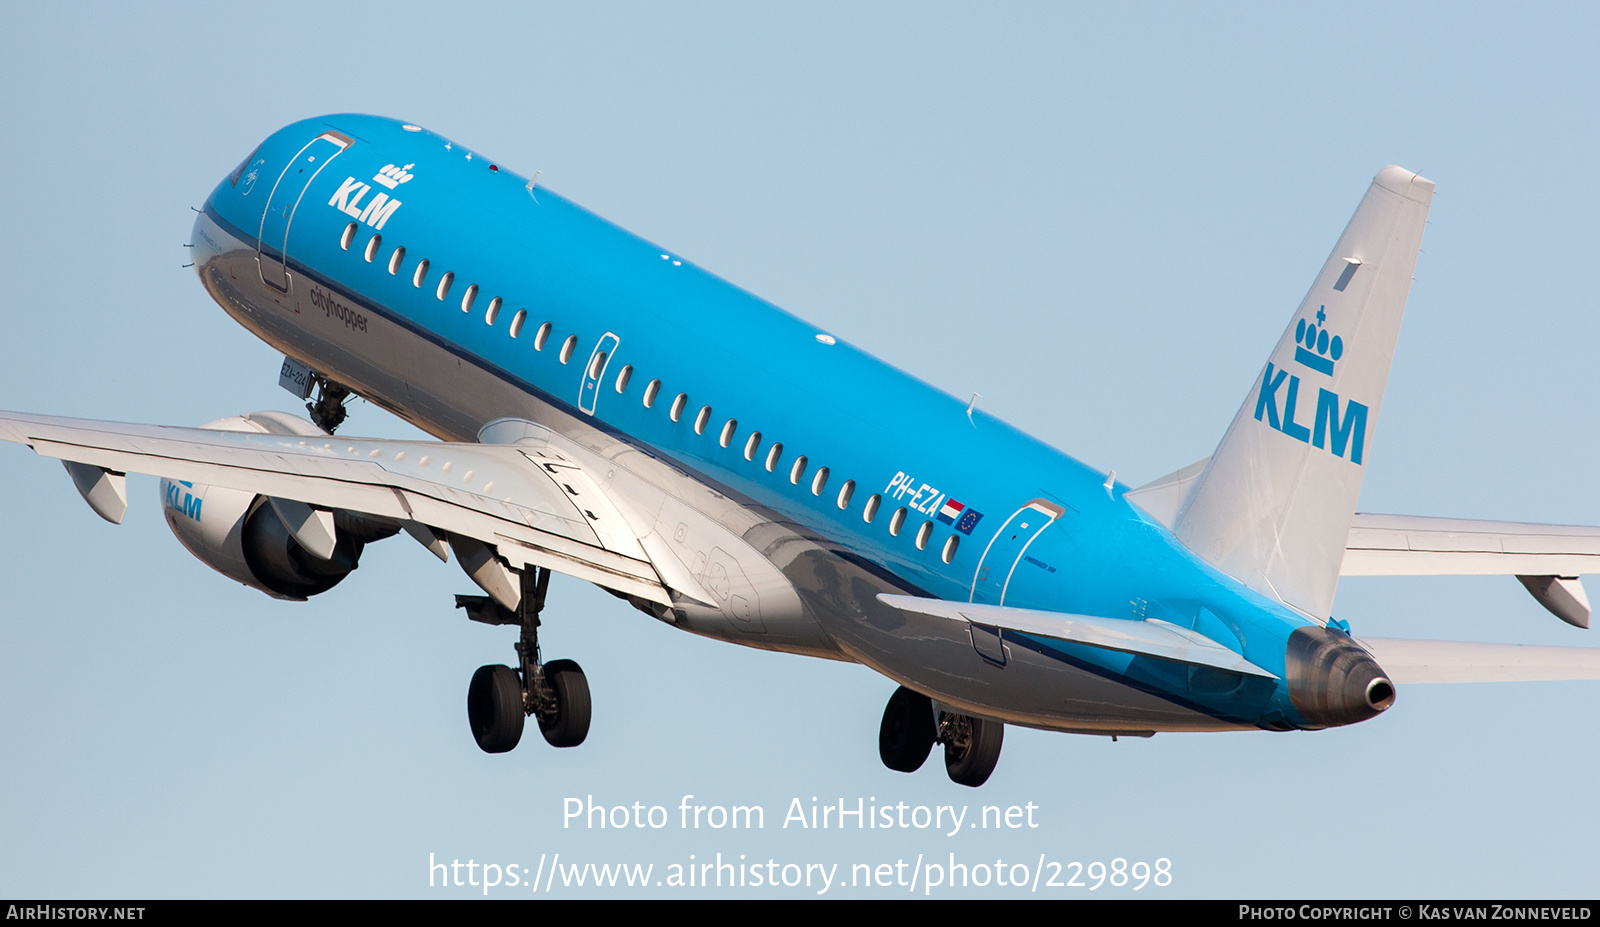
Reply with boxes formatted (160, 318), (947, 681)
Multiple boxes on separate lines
(877, 594), (1277, 678)
(0, 411), (672, 606)
(1358, 637), (1600, 684)
(1342, 513), (1600, 576)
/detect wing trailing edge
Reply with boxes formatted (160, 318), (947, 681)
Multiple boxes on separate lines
(877, 594), (1276, 678)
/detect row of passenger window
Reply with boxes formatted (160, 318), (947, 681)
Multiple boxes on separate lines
(342, 221), (559, 348)
(623, 341), (962, 566)
(339, 222), (959, 566)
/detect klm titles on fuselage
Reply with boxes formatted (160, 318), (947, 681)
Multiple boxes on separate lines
(1254, 306), (1369, 464)
(327, 163), (414, 231)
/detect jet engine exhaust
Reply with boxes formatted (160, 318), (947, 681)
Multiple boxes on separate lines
(1284, 626), (1395, 728)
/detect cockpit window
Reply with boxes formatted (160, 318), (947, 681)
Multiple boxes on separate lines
(228, 145), (262, 188)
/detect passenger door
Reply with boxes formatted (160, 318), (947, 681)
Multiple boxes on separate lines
(257, 131), (351, 292)
(969, 499), (1065, 604)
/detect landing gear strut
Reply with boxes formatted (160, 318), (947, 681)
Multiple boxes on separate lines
(461, 567), (592, 754)
(877, 685), (1004, 787)
(306, 377), (351, 434)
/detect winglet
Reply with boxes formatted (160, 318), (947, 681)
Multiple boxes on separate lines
(1174, 167), (1434, 619)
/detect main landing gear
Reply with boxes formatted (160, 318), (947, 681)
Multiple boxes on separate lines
(878, 685), (1004, 788)
(459, 566), (592, 754)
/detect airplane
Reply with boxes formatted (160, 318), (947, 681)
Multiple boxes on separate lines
(5, 113), (1600, 789)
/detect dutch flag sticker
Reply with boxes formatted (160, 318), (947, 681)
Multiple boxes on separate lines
(940, 499), (984, 535)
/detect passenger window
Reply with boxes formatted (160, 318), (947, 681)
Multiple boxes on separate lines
(534, 322), (552, 350)
(811, 467), (829, 496)
(461, 284), (478, 313)
(485, 297), (501, 325)
(941, 535), (959, 564)
(509, 309), (526, 338)
(669, 393), (688, 422)
(590, 351), (608, 379)
(413, 259), (429, 287)
(863, 493), (881, 523)
(836, 480), (855, 510)
(719, 419), (737, 447)
(614, 365), (633, 393)
(364, 234), (381, 262)
(743, 431), (762, 461)
(340, 223), (357, 250)
(643, 378), (661, 408)
(915, 521), (932, 550)
(765, 443), (784, 472)
(789, 455), (808, 485)
(436, 271), (454, 300)
(559, 335), (577, 364)
(889, 507), (907, 536)
(387, 246), (406, 274)
(693, 406), (711, 435)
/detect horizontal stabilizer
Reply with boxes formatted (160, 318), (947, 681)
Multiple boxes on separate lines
(1359, 637), (1600, 684)
(877, 594), (1276, 678)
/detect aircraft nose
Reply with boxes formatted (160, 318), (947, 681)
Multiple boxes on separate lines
(1284, 626), (1395, 728)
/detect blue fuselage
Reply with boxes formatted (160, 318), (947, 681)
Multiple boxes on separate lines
(194, 114), (1328, 734)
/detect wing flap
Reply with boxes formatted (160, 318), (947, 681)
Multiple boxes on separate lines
(877, 594), (1276, 678)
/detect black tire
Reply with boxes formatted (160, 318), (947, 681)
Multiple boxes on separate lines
(467, 664), (524, 754)
(944, 714), (1004, 787)
(878, 686), (936, 773)
(539, 659), (591, 748)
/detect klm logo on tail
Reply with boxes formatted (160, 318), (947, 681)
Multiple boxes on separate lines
(1254, 305), (1368, 464)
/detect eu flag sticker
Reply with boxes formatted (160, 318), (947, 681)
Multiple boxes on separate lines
(954, 507), (983, 536)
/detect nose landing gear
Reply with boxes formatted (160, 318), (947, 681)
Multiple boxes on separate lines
(877, 685), (1004, 787)
(459, 566), (591, 754)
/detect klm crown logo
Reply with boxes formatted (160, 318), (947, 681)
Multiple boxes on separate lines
(1254, 303), (1368, 465)
(1293, 305), (1343, 376)
(328, 164), (410, 230)
(372, 163), (415, 190)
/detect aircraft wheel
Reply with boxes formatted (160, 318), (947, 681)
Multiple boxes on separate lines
(468, 664), (524, 754)
(538, 659), (591, 748)
(944, 714), (1004, 787)
(878, 685), (936, 772)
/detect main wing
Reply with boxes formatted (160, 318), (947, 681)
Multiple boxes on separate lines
(0, 410), (673, 609)
(1342, 512), (1600, 576)
(1131, 457), (1600, 627)
(876, 594), (1278, 678)
(1342, 512), (1600, 628)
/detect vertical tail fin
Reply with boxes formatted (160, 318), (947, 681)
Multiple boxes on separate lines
(1174, 166), (1435, 619)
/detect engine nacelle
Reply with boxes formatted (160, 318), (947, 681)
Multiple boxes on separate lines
(161, 411), (396, 600)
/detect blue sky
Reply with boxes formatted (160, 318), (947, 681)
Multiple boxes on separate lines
(1, 2), (1598, 898)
